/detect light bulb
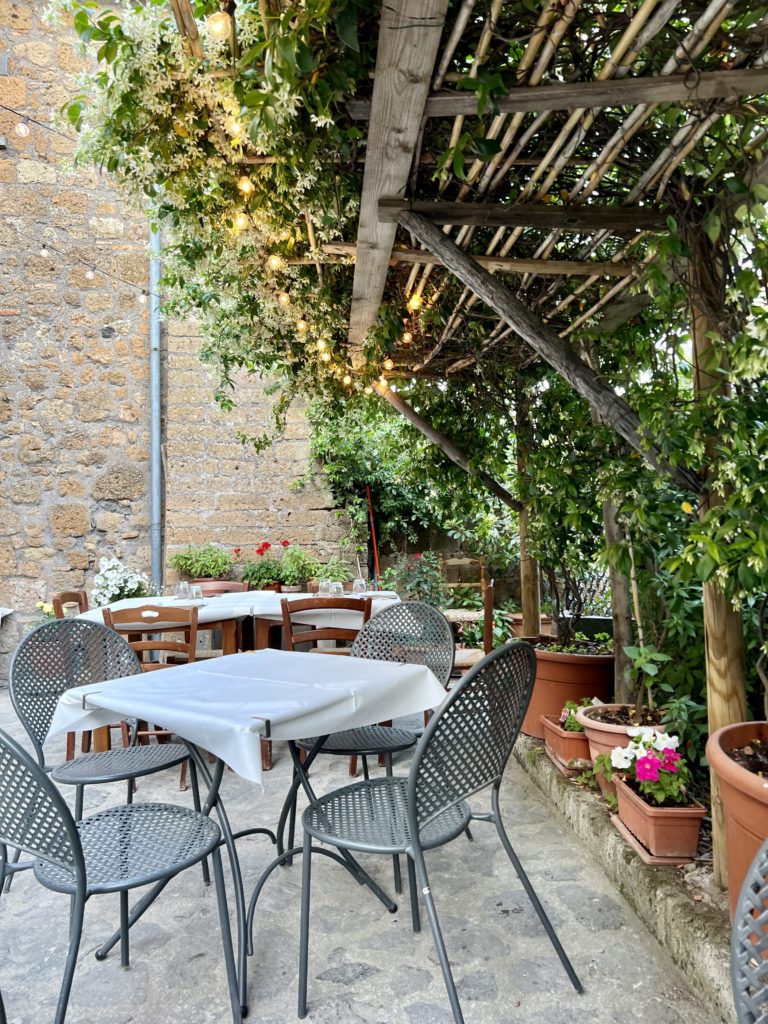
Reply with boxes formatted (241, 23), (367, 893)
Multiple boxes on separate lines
(85, 268), (95, 280)
(342, 374), (352, 386)
(407, 293), (422, 311)
(226, 117), (243, 137)
(364, 386), (373, 395)
(277, 291), (290, 306)
(296, 319), (308, 334)
(139, 290), (148, 304)
(267, 254), (283, 271)
(15, 116), (30, 138)
(402, 331), (412, 343)
(237, 175), (254, 195)
(316, 339), (327, 351)
(321, 350), (331, 362)
(383, 358), (394, 371)
(207, 9), (231, 38)
(233, 211), (249, 231)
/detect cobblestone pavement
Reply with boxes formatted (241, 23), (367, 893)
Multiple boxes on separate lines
(0, 689), (722, 1024)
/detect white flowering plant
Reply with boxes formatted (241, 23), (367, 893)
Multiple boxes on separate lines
(594, 728), (692, 806)
(91, 558), (150, 607)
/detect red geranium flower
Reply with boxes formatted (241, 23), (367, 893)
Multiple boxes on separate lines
(263, 542), (272, 550)
(414, 552), (422, 559)
(234, 548), (241, 555)
(256, 546), (266, 556)
(280, 539), (291, 547)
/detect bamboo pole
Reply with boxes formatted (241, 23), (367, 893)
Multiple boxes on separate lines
(515, 386), (541, 636)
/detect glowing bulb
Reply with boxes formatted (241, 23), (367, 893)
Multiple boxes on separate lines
(379, 375), (388, 386)
(402, 331), (412, 343)
(15, 116), (30, 138)
(383, 358), (394, 371)
(237, 175), (254, 195)
(267, 254), (283, 271)
(321, 350), (331, 362)
(316, 339), (327, 351)
(407, 293), (422, 311)
(207, 9), (231, 38)
(85, 268), (95, 280)
(342, 374), (352, 386)
(296, 319), (308, 334)
(139, 290), (148, 304)
(277, 291), (290, 306)
(364, 386), (373, 395)
(226, 117), (243, 137)
(233, 211), (249, 231)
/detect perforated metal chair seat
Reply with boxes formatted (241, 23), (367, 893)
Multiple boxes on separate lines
(303, 777), (471, 854)
(296, 726), (418, 757)
(50, 743), (188, 787)
(34, 802), (221, 895)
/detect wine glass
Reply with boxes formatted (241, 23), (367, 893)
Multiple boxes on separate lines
(189, 585), (203, 600)
(352, 578), (367, 596)
(318, 579), (332, 597)
(176, 581), (190, 600)
(329, 582), (344, 598)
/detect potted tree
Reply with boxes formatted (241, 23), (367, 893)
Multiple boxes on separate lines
(169, 543), (234, 583)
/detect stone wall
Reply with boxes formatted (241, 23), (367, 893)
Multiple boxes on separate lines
(0, 2), (345, 678)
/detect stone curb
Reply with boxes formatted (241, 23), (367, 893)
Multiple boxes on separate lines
(513, 734), (734, 1024)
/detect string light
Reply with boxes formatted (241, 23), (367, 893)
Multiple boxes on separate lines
(364, 385), (373, 395)
(237, 175), (254, 195)
(85, 268), (95, 280)
(226, 117), (243, 137)
(321, 350), (331, 362)
(15, 116), (30, 138)
(383, 358), (394, 371)
(296, 319), (308, 334)
(207, 9), (231, 38)
(139, 290), (148, 304)
(267, 254), (283, 271)
(407, 293), (422, 311)
(233, 211), (249, 231)
(277, 291), (291, 306)
(342, 374), (352, 386)
(402, 331), (412, 343)
(316, 339), (327, 351)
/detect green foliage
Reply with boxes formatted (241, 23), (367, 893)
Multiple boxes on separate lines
(319, 555), (354, 583)
(239, 554), (282, 588)
(280, 545), (322, 586)
(560, 698), (593, 733)
(380, 552), (450, 607)
(169, 543), (234, 579)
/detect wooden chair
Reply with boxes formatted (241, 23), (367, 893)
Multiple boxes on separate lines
(440, 554), (487, 598)
(102, 605), (199, 790)
(52, 590), (88, 618)
(281, 596), (373, 654)
(195, 579), (249, 652)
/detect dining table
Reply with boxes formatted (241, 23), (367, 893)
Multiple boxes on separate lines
(48, 647), (446, 1018)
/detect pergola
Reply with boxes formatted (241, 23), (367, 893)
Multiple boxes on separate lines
(168, 0), (768, 885)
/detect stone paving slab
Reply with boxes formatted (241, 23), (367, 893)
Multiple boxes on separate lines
(0, 689), (723, 1024)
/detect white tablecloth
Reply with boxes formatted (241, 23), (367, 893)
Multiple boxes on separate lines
(48, 649), (444, 784)
(79, 591), (399, 630)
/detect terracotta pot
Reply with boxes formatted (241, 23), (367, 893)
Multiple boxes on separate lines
(281, 585), (302, 593)
(574, 703), (634, 795)
(706, 721), (768, 919)
(506, 614), (554, 638)
(614, 776), (706, 860)
(540, 715), (591, 774)
(521, 647), (614, 739)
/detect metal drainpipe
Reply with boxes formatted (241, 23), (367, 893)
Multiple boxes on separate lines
(149, 222), (163, 592)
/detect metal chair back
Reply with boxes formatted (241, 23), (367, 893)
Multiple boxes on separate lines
(0, 727), (84, 887)
(350, 600), (455, 687)
(9, 619), (141, 767)
(732, 837), (768, 1023)
(408, 642), (536, 832)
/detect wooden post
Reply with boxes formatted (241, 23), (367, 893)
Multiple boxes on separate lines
(689, 234), (747, 889)
(515, 385), (540, 637)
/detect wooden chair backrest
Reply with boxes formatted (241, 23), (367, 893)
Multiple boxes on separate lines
(440, 555), (487, 593)
(483, 579), (495, 655)
(102, 604), (198, 671)
(52, 590), (89, 618)
(281, 596), (373, 650)
(196, 580), (249, 596)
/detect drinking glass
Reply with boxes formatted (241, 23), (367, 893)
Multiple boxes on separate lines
(318, 578), (332, 597)
(352, 578), (367, 596)
(189, 585), (203, 600)
(176, 581), (190, 600)
(329, 582), (344, 598)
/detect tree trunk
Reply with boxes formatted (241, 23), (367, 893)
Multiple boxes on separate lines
(515, 385), (540, 636)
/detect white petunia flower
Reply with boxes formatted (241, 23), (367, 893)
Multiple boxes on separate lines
(652, 732), (680, 751)
(610, 746), (636, 769)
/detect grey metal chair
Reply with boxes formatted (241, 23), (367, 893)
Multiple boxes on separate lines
(297, 642), (583, 1023)
(732, 837), (768, 1023)
(0, 727), (239, 1024)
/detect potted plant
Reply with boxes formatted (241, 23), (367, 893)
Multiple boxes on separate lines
(319, 555), (354, 587)
(169, 543), (234, 582)
(280, 544), (322, 592)
(239, 544), (283, 592)
(91, 557), (150, 607)
(541, 699), (593, 776)
(596, 729), (706, 864)
(379, 551), (450, 607)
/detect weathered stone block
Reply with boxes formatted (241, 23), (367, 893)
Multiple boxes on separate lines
(92, 466), (145, 501)
(50, 504), (89, 537)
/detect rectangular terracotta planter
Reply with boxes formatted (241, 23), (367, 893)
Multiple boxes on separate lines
(540, 715), (591, 774)
(614, 777), (706, 859)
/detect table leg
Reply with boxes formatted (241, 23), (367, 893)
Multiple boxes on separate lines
(253, 619), (275, 770)
(92, 725), (111, 752)
(221, 620), (237, 656)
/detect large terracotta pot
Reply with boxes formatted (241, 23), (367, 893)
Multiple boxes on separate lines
(540, 715), (591, 775)
(507, 614), (554, 638)
(521, 646), (614, 739)
(614, 777), (706, 860)
(575, 703), (634, 795)
(706, 721), (768, 919)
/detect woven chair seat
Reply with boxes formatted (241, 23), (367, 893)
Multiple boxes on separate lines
(34, 802), (221, 895)
(303, 777), (470, 854)
(50, 743), (188, 787)
(296, 726), (417, 757)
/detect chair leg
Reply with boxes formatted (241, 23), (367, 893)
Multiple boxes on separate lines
(81, 730), (92, 754)
(383, 755), (402, 893)
(74, 786), (84, 822)
(407, 855), (420, 932)
(493, 794), (583, 992)
(362, 756), (370, 781)
(189, 759), (211, 886)
(348, 754), (358, 777)
(119, 890), (130, 967)
(55, 890), (85, 1024)
(179, 759), (188, 792)
(411, 845), (464, 1024)
(1, 847), (21, 895)
(65, 732), (76, 762)
(211, 848), (240, 1024)
(298, 831), (312, 1019)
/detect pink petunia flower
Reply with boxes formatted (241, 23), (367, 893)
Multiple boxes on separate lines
(661, 749), (681, 772)
(635, 754), (661, 782)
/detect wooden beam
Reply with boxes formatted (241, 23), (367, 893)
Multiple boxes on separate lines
(401, 211), (702, 495)
(348, 67), (768, 119)
(323, 241), (636, 276)
(347, 0), (450, 355)
(372, 381), (522, 512)
(381, 199), (667, 233)
(169, 0), (203, 59)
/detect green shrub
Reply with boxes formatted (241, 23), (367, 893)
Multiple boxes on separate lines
(169, 544), (234, 580)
